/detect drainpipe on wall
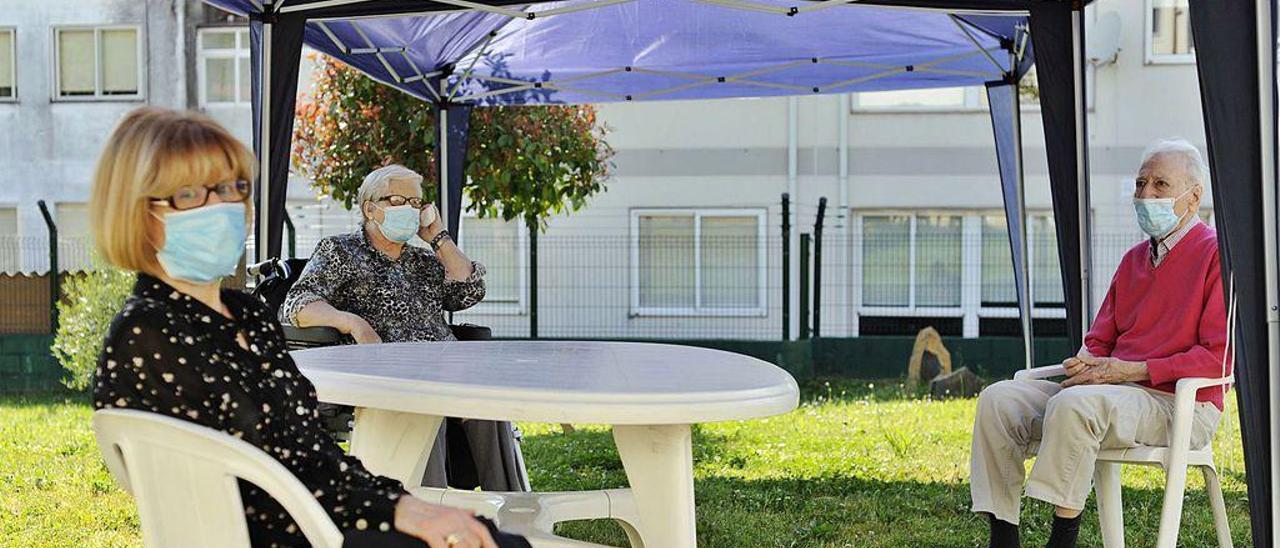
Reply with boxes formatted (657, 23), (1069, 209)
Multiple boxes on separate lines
(174, 0), (187, 108)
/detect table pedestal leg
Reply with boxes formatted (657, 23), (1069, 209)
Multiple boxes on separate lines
(349, 408), (444, 487)
(612, 424), (695, 548)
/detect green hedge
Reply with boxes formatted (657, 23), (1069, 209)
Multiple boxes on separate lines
(515, 336), (1070, 381)
(0, 335), (61, 393)
(4, 333), (1071, 393)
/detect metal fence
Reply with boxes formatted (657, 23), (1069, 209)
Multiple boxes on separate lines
(450, 229), (1147, 341)
(0, 200), (1155, 341)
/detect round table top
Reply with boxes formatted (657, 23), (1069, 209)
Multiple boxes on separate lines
(292, 341), (799, 425)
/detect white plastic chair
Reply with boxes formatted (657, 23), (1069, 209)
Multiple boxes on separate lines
(94, 409), (345, 548)
(1013, 365), (1234, 548)
(95, 409), (609, 548)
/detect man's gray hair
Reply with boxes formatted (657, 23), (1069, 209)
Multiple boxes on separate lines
(1139, 138), (1210, 187)
(357, 164), (424, 218)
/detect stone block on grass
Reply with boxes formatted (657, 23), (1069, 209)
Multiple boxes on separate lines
(930, 367), (983, 400)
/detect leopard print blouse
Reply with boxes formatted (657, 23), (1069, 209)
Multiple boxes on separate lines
(280, 229), (486, 342)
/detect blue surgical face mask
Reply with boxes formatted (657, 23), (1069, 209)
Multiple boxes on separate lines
(154, 202), (247, 283)
(1133, 186), (1194, 239)
(374, 204), (420, 243)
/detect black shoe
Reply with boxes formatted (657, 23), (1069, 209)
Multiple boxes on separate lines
(988, 513), (1020, 548)
(1044, 514), (1081, 548)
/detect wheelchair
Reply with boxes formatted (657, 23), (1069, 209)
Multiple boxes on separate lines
(248, 257), (522, 491)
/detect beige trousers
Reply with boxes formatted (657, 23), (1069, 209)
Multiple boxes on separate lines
(969, 379), (1222, 524)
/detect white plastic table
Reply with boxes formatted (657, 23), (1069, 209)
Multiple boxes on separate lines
(292, 340), (799, 548)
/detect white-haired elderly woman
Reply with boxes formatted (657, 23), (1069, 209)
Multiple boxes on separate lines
(282, 164), (523, 491)
(283, 164), (483, 344)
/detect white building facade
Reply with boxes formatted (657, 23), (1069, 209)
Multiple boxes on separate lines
(0, 0), (1206, 343)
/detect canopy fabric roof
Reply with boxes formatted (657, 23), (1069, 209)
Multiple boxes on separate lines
(208, 0), (1030, 105)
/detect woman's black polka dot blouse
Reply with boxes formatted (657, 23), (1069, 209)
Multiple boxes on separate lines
(94, 274), (406, 547)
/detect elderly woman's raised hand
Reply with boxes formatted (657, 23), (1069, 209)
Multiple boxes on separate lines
(418, 204), (444, 242)
(337, 311), (383, 344)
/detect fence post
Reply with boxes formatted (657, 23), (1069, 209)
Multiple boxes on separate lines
(528, 220), (538, 339)
(283, 211), (297, 259)
(781, 193), (790, 341)
(36, 200), (58, 333)
(813, 197), (827, 338)
(800, 234), (810, 339)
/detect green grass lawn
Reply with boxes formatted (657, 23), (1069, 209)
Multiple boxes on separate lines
(0, 380), (1253, 547)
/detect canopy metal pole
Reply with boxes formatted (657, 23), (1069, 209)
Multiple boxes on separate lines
(257, 18), (273, 264)
(1010, 56), (1033, 370)
(1255, 0), (1280, 541)
(1070, 6), (1093, 334)
(438, 101), (451, 235)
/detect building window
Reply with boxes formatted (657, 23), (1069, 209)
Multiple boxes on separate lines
(0, 206), (15, 234)
(460, 216), (525, 311)
(857, 210), (1067, 337)
(980, 216), (1017, 308)
(0, 206), (16, 273)
(198, 27), (251, 107)
(978, 214), (1065, 308)
(53, 26), (143, 99)
(861, 213), (963, 308)
(56, 203), (93, 272)
(853, 87), (988, 111)
(1147, 0), (1194, 63)
(0, 28), (15, 100)
(1030, 216), (1064, 306)
(631, 209), (767, 316)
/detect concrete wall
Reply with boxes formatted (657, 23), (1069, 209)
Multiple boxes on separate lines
(0, 0), (187, 272)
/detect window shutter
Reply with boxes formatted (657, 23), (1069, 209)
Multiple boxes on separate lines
(100, 29), (139, 95)
(58, 30), (96, 96)
(0, 31), (13, 97)
(638, 215), (695, 308)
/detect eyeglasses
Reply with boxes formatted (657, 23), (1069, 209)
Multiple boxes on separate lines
(151, 180), (251, 211)
(375, 195), (426, 209)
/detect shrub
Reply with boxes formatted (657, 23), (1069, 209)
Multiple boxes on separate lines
(293, 54), (614, 229)
(52, 266), (135, 391)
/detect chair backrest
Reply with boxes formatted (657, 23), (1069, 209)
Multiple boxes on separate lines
(252, 257), (311, 316)
(93, 409), (344, 548)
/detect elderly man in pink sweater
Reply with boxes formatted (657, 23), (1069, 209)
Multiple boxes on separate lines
(969, 139), (1228, 548)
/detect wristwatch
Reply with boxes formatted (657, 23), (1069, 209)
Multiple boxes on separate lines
(428, 230), (452, 250)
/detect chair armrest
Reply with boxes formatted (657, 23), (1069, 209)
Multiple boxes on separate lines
(1173, 375), (1233, 415)
(449, 323), (492, 341)
(1167, 375), (1233, 454)
(283, 325), (345, 348)
(1174, 375), (1234, 394)
(1013, 365), (1066, 381)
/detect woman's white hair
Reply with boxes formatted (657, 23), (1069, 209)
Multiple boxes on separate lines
(357, 164), (424, 219)
(1139, 138), (1210, 188)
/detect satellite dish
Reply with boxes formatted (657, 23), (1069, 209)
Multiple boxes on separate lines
(1088, 11), (1122, 67)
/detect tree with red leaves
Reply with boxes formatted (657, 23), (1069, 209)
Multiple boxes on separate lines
(293, 54), (613, 229)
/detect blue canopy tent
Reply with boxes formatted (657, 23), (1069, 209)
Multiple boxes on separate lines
(209, 0), (1055, 368)
(205, 1), (1277, 546)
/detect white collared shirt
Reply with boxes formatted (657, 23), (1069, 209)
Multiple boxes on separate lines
(1150, 218), (1202, 267)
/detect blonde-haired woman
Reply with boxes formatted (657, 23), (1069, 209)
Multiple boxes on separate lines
(92, 107), (527, 548)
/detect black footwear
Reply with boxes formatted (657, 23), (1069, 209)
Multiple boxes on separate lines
(1044, 514), (1081, 548)
(988, 513), (1020, 548)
